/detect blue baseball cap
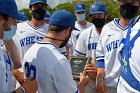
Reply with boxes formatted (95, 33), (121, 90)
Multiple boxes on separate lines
(44, 11), (51, 21)
(29, 0), (47, 6)
(19, 12), (28, 21)
(49, 10), (78, 30)
(0, 0), (26, 20)
(74, 2), (86, 12)
(89, 2), (107, 14)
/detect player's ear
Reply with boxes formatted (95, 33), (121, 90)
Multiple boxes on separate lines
(29, 9), (32, 14)
(63, 27), (71, 36)
(105, 13), (108, 20)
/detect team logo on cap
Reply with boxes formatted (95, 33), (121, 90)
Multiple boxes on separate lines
(92, 5), (98, 10)
(78, 5), (83, 9)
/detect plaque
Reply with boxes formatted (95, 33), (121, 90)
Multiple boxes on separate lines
(70, 57), (92, 80)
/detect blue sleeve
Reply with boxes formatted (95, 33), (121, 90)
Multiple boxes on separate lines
(96, 59), (105, 68)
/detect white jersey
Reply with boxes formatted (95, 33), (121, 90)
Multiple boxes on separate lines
(13, 21), (66, 62)
(117, 19), (140, 93)
(75, 25), (99, 61)
(74, 25), (99, 93)
(67, 21), (93, 56)
(0, 45), (14, 93)
(23, 42), (78, 93)
(96, 18), (128, 88)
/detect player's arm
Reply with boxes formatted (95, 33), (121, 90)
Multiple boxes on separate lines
(11, 77), (38, 93)
(12, 69), (24, 85)
(96, 38), (107, 93)
(3, 39), (21, 69)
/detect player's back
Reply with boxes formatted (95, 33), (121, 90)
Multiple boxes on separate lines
(23, 42), (77, 93)
(96, 18), (129, 87)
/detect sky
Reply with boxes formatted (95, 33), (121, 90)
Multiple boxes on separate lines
(15, 0), (73, 10)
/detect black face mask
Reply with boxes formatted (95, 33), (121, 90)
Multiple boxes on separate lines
(91, 18), (105, 29)
(32, 7), (46, 20)
(59, 34), (71, 48)
(120, 3), (138, 19)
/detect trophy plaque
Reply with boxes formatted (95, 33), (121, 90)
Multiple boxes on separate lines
(70, 57), (91, 80)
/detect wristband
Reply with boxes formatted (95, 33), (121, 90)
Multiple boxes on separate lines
(22, 84), (28, 93)
(12, 91), (17, 93)
(20, 86), (26, 93)
(96, 77), (105, 84)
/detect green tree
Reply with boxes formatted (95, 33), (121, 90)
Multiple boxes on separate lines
(52, 0), (120, 21)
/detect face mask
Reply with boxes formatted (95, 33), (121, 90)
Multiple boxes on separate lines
(77, 14), (86, 21)
(120, 3), (138, 19)
(91, 18), (105, 29)
(32, 7), (46, 20)
(2, 25), (17, 40)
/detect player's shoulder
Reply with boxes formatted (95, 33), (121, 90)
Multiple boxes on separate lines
(131, 18), (140, 31)
(81, 26), (94, 34)
(103, 19), (116, 30)
(42, 23), (49, 29)
(100, 18), (118, 36)
(17, 21), (28, 27)
(86, 22), (93, 27)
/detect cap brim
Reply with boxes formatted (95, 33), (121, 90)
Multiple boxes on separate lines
(10, 13), (27, 20)
(75, 9), (86, 13)
(30, 1), (47, 5)
(90, 11), (106, 14)
(44, 17), (50, 21)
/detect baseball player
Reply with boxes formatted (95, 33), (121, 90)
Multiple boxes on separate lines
(96, 0), (140, 93)
(117, 0), (140, 93)
(12, 0), (48, 88)
(23, 10), (89, 93)
(0, 0), (37, 93)
(67, 2), (92, 57)
(75, 2), (108, 93)
(13, 0), (67, 87)
(13, 0), (66, 62)
(13, 0), (48, 62)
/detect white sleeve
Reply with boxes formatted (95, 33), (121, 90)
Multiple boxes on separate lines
(53, 59), (78, 93)
(74, 31), (86, 56)
(67, 36), (72, 47)
(96, 37), (105, 61)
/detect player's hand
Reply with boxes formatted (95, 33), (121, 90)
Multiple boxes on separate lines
(22, 77), (38, 93)
(79, 73), (89, 86)
(78, 73), (89, 93)
(12, 69), (24, 85)
(96, 79), (107, 93)
(84, 63), (97, 79)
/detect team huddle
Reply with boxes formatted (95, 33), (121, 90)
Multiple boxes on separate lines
(0, 0), (140, 93)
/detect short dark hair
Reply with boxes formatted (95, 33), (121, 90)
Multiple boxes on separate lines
(49, 25), (69, 32)
(0, 14), (9, 21)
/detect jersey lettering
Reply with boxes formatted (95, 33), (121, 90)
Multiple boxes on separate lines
(20, 36), (44, 47)
(88, 43), (98, 50)
(25, 62), (36, 79)
(106, 40), (119, 52)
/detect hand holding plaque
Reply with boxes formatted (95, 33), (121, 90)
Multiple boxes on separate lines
(70, 57), (91, 80)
